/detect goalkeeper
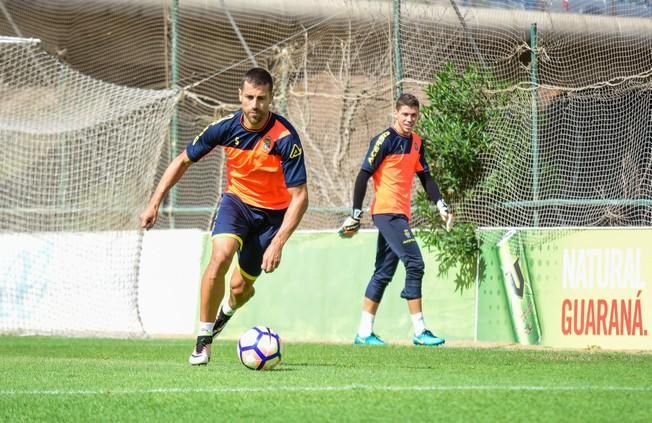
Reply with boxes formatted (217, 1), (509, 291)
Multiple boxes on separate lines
(338, 93), (452, 347)
(140, 68), (308, 365)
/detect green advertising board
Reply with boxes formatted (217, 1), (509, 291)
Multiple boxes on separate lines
(198, 231), (476, 344)
(478, 228), (651, 350)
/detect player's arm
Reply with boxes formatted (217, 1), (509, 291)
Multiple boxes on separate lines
(339, 131), (389, 237)
(140, 119), (226, 229)
(139, 150), (193, 230)
(417, 171), (453, 231)
(261, 183), (309, 273)
(338, 169), (371, 238)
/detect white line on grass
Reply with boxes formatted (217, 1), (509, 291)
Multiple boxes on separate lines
(1, 384), (651, 396)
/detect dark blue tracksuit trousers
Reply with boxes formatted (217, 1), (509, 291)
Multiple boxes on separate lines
(364, 213), (425, 302)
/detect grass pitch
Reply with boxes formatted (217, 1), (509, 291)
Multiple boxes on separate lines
(1, 336), (651, 422)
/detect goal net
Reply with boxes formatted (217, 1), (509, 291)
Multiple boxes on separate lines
(0, 37), (177, 336)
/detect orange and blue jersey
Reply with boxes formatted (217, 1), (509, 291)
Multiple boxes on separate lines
(186, 111), (307, 210)
(361, 127), (429, 220)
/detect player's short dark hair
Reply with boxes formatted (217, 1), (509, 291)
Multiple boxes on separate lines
(395, 93), (420, 110)
(242, 67), (273, 93)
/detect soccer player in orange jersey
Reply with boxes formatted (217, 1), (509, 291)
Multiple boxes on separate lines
(338, 93), (452, 346)
(140, 68), (308, 365)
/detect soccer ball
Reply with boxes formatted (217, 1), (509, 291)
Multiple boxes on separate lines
(237, 326), (282, 370)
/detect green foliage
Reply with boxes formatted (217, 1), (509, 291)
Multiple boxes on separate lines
(418, 63), (496, 199)
(415, 196), (478, 292)
(415, 63), (509, 292)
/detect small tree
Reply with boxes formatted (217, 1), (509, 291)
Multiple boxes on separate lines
(415, 62), (509, 292)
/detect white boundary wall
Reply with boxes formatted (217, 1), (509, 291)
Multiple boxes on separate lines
(0, 230), (205, 337)
(137, 229), (205, 336)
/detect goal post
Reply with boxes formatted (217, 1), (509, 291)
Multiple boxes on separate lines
(0, 37), (178, 337)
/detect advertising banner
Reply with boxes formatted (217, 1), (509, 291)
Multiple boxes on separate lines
(477, 228), (651, 350)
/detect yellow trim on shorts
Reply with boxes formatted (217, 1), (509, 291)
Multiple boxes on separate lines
(237, 263), (258, 282)
(212, 233), (243, 251)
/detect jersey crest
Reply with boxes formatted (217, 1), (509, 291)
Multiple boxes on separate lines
(262, 136), (272, 152)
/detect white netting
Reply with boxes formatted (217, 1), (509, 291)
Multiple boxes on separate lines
(0, 37), (177, 336)
(397, 5), (652, 227)
(0, 1), (650, 230)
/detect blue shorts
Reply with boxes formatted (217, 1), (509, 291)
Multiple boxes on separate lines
(211, 193), (286, 279)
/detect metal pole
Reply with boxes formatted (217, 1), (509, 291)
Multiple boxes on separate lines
(221, 0), (258, 67)
(279, 47), (289, 116)
(0, 1), (22, 37)
(530, 23), (539, 227)
(169, 0), (179, 228)
(393, 0), (403, 99)
(447, 0), (485, 68)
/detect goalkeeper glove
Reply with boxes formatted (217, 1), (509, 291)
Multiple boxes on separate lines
(436, 199), (454, 232)
(338, 209), (362, 238)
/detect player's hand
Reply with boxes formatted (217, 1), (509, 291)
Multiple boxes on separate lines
(436, 199), (454, 232)
(139, 205), (158, 230)
(338, 209), (362, 238)
(261, 240), (282, 273)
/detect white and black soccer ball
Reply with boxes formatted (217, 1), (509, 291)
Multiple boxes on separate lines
(237, 326), (282, 370)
